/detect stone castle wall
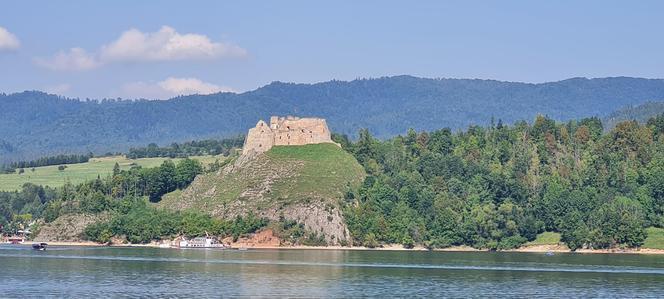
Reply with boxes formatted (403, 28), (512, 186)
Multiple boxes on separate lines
(242, 116), (337, 155)
(243, 120), (274, 155)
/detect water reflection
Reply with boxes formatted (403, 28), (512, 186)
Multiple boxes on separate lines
(0, 245), (662, 297)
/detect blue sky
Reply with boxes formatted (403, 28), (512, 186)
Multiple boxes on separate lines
(1, 0), (663, 99)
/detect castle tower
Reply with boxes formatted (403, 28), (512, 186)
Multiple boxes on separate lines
(242, 120), (274, 155)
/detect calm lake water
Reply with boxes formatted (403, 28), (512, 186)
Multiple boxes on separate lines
(1, 245), (663, 298)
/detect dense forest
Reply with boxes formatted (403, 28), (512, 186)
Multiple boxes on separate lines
(126, 137), (244, 159)
(3, 76), (664, 163)
(339, 114), (664, 250)
(1, 113), (664, 251)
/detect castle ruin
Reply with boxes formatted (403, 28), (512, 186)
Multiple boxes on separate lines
(242, 116), (338, 155)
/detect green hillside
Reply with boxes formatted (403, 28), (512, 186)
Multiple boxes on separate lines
(644, 227), (664, 250)
(603, 101), (664, 130)
(4, 77), (664, 163)
(0, 155), (221, 191)
(524, 232), (562, 246)
(159, 143), (365, 244)
(265, 144), (366, 203)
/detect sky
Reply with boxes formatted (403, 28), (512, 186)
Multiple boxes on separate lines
(1, 0), (663, 99)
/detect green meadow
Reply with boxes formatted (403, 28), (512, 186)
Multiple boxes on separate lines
(524, 229), (664, 250)
(524, 232), (561, 246)
(643, 227), (664, 250)
(0, 155), (222, 191)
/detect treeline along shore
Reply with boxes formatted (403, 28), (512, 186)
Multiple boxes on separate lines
(2, 114), (664, 253)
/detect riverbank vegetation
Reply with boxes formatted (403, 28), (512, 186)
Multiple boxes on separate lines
(2, 113), (664, 251)
(0, 158), (208, 234)
(644, 227), (664, 250)
(340, 113), (664, 251)
(83, 200), (267, 244)
(525, 232), (561, 246)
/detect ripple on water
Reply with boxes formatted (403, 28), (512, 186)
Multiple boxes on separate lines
(0, 247), (663, 297)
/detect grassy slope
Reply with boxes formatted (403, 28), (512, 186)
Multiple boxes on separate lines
(266, 144), (365, 203)
(525, 229), (664, 249)
(525, 232), (561, 246)
(644, 227), (664, 250)
(0, 155), (222, 191)
(160, 143), (365, 211)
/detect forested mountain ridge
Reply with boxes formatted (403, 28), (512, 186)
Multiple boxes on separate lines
(2, 76), (664, 163)
(603, 101), (664, 130)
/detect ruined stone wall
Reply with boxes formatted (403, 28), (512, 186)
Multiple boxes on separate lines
(242, 116), (337, 155)
(242, 120), (274, 155)
(272, 117), (333, 146)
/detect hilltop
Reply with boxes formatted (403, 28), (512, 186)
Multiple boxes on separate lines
(159, 143), (366, 245)
(3, 76), (664, 162)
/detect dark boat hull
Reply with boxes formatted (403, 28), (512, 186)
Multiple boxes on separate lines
(32, 243), (47, 250)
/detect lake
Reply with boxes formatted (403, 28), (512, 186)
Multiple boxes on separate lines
(1, 245), (663, 297)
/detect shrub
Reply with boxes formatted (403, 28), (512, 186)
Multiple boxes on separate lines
(42, 200), (62, 223)
(402, 235), (415, 249)
(426, 237), (454, 249)
(498, 235), (527, 250)
(364, 233), (379, 248)
(302, 232), (327, 246)
(84, 222), (113, 243)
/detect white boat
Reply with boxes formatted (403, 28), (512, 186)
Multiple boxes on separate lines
(178, 236), (227, 249)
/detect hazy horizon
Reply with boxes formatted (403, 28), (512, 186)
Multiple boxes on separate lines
(5, 74), (664, 101)
(2, 1), (664, 99)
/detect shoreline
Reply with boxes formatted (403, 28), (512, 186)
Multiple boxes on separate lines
(17, 241), (664, 255)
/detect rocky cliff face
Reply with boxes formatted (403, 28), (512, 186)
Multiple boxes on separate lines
(160, 143), (365, 245)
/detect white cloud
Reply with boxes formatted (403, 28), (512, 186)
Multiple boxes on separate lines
(0, 26), (20, 50)
(101, 26), (246, 62)
(35, 26), (246, 71)
(120, 77), (234, 100)
(45, 83), (71, 94)
(34, 48), (101, 71)
(158, 77), (232, 95)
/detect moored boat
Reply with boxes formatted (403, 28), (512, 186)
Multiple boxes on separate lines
(4, 236), (24, 244)
(32, 243), (48, 250)
(177, 236), (227, 249)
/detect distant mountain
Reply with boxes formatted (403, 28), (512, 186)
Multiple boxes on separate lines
(2, 76), (664, 163)
(602, 101), (664, 130)
(0, 139), (14, 156)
